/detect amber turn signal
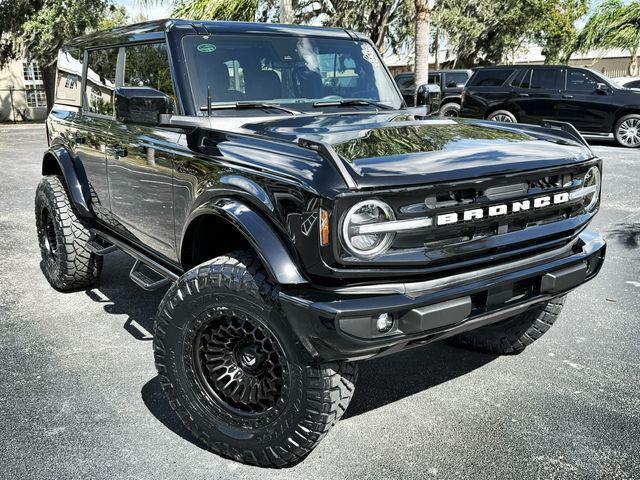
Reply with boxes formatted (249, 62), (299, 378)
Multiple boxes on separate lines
(320, 208), (330, 246)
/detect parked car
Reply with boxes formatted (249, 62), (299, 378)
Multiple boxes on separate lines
(613, 76), (640, 89)
(395, 69), (472, 115)
(37, 20), (605, 467)
(461, 65), (640, 147)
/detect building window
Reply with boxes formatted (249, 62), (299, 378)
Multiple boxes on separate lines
(64, 74), (78, 89)
(26, 85), (47, 108)
(23, 60), (43, 82)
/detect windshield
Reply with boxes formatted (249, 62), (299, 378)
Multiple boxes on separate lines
(181, 34), (402, 114)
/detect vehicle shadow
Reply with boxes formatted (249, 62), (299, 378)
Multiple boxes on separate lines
(85, 251), (498, 452)
(139, 343), (497, 452)
(84, 251), (168, 341)
(606, 222), (640, 249)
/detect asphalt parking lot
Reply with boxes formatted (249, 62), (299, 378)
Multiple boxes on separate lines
(0, 123), (638, 480)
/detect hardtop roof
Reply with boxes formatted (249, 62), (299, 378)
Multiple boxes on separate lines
(64, 18), (362, 49)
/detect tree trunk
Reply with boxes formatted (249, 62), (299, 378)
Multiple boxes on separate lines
(434, 27), (440, 70)
(280, 0), (294, 23)
(414, 0), (430, 104)
(41, 63), (57, 114)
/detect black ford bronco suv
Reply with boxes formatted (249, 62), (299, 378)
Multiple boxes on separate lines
(36, 19), (605, 467)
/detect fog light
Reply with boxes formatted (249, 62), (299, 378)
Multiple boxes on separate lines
(376, 313), (394, 333)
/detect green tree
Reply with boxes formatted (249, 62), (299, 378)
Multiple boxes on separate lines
(577, 0), (640, 75)
(0, 0), (113, 110)
(533, 0), (588, 64)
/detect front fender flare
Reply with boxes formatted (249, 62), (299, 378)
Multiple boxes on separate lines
(43, 145), (92, 218)
(186, 199), (308, 285)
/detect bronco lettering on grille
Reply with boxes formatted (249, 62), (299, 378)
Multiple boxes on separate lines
(435, 192), (569, 226)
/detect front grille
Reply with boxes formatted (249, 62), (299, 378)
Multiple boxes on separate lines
(336, 161), (599, 269)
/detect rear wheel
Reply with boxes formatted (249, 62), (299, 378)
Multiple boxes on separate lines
(614, 114), (640, 148)
(449, 296), (566, 355)
(35, 175), (102, 291)
(487, 109), (517, 123)
(153, 251), (358, 467)
(439, 102), (461, 117)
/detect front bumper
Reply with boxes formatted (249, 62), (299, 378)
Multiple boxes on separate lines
(279, 230), (605, 362)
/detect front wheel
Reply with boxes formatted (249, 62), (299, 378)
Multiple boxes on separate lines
(487, 109), (517, 123)
(153, 251), (358, 467)
(449, 296), (566, 355)
(439, 102), (461, 117)
(614, 114), (640, 148)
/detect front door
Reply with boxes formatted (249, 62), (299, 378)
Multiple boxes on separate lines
(556, 69), (616, 133)
(106, 42), (178, 261)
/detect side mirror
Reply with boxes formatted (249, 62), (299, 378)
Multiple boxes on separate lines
(115, 86), (174, 125)
(596, 83), (609, 94)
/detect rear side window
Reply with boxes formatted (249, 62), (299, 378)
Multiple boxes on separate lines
(428, 73), (441, 85)
(85, 48), (118, 116)
(530, 69), (559, 89)
(55, 49), (83, 107)
(444, 72), (469, 88)
(469, 69), (515, 87)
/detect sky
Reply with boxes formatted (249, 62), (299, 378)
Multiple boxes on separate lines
(115, 0), (171, 20)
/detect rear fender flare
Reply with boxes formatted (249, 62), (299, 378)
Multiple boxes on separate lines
(183, 198), (308, 285)
(42, 145), (92, 218)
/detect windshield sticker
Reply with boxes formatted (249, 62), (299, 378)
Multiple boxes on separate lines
(361, 44), (380, 67)
(197, 44), (217, 53)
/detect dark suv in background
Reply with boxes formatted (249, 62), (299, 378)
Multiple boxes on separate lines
(460, 65), (640, 147)
(396, 69), (471, 115)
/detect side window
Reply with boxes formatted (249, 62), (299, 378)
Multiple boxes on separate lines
(470, 69), (515, 87)
(445, 72), (468, 88)
(428, 73), (441, 85)
(55, 49), (83, 107)
(85, 48), (118, 115)
(567, 70), (598, 92)
(519, 69), (532, 89)
(510, 69), (528, 87)
(530, 69), (559, 89)
(123, 43), (175, 98)
(396, 75), (414, 90)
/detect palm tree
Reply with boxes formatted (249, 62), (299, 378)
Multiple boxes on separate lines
(577, 0), (640, 75)
(413, 0), (435, 102)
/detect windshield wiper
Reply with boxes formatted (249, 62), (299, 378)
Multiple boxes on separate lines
(312, 99), (394, 110)
(199, 101), (301, 115)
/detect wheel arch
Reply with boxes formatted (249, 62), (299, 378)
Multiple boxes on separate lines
(41, 146), (92, 218)
(612, 109), (640, 133)
(485, 104), (519, 121)
(180, 198), (307, 285)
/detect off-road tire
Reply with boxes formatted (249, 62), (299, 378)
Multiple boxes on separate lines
(439, 102), (461, 117)
(449, 296), (566, 355)
(487, 109), (517, 123)
(153, 251), (358, 467)
(35, 175), (102, 291)
(613, 114), (640, 148)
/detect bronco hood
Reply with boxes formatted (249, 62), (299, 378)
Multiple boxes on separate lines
(232, 113), (594, 188)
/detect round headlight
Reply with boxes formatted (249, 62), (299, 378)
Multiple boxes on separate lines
(582, 166), (601, 211)
(341, 200), (395, 258)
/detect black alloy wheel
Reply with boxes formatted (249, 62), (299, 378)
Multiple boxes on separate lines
(193, 309), (289, 417)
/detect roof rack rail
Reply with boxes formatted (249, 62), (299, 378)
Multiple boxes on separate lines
(541, 119), (589, 148)
(297, 137), (359, 190)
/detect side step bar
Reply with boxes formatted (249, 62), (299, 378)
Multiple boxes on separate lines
(89, 229), (179, 290)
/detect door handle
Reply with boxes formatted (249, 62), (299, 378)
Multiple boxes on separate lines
(113, 145), (128, 157)
(518, 93), (530, 97)
(562, 94), (574, 99)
